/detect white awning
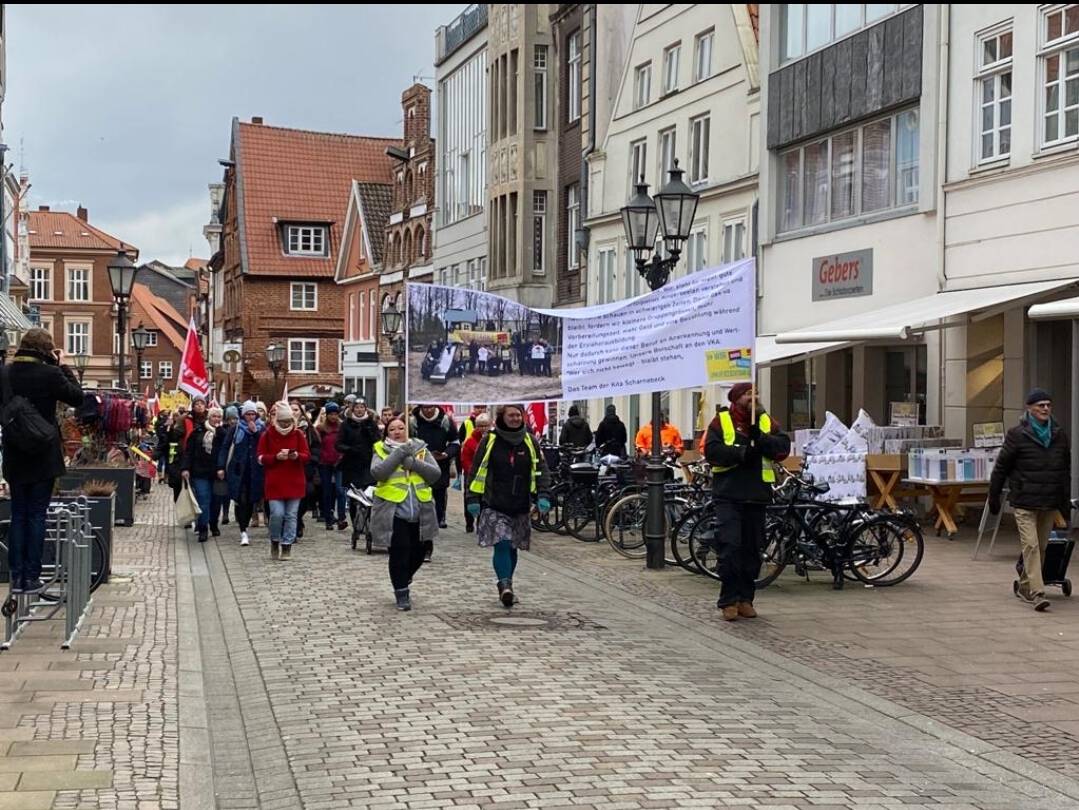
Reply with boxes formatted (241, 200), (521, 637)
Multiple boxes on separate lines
(1028, 295), (1079, 321)
(775, 280), (1075, 344)
(756, 335), (849, 367)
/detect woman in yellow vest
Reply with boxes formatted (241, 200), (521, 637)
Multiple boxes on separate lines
(465, 404), (551, 607)
(370, 417), (442, 611)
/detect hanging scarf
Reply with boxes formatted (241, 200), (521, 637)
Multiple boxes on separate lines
(1031, 415), (1053, 448)
(202, 424), (216, 455)
(274, 406), (295, 436)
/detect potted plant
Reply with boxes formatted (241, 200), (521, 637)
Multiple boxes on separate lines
(59, 460), (136, 526)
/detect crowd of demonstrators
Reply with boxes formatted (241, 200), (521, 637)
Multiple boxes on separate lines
(634, 412), (685, 458)
(466, 404), (551, 608)
(459, 412), (492, 534)
(705, 383), (790, 622)
(1, 328), (84, 594)
(990, 388), (1072, 612)
(257, 402), (311, 561)
(410, 404), (460, 538)
(594, 404), (628, 458)
(370, 416), (441, 611)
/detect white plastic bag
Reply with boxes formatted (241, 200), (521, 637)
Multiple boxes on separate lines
(175, 480), (202, 527)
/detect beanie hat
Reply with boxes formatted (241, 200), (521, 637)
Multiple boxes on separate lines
(225, 406), (239, 420)
(241, 400), (258, 416)
(325, 402), (340, 414)
(1026, 388), (1053, 405)
(605, 404), (617, 417)
(728, 382), (754, 403)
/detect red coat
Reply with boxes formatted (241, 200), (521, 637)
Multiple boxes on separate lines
(460, 431), (485, 480)
(257, 428), (311, 501)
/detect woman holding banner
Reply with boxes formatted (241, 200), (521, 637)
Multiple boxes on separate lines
(466, 404), (552, 607)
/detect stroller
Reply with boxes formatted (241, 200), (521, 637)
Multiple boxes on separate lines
(346, 484), (378, 554)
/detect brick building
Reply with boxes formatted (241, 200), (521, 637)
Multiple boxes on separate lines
(129, 283), (186, 393)
(26, 206), (139, 387)
(551, 4), (584, 306)
(215, 117), (399, 403)
(381, 84), (435, 402)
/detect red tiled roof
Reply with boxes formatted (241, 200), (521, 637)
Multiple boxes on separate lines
(236, 121), (399, 277)
(131, 284), (187, 352)
(184, 257), (209, 271)
(748, 4), (759, 44)
(27, 210), (136, 254)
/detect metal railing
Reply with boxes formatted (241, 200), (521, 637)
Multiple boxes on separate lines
(2, 498), (94, 650)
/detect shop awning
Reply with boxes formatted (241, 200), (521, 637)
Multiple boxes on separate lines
(1028, 295), (1079, 321)
(0, 294), (32, 331)
(756, 335), (849, 367)
(775, 280), (1075, 344)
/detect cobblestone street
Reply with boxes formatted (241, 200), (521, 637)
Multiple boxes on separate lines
(0, 488), (1077, 809)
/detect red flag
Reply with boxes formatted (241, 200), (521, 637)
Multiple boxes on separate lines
(177, 316), (210, 398)
(527, 402), (547, 437)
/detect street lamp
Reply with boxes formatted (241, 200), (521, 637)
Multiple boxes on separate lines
(265, 342), (286, 399)
(131, 323), (151, 388)
(380, 302), (405, 411)
(73, 351), (89, 384)
(620, 159), (700, 570)
(107, 251), (140, 390)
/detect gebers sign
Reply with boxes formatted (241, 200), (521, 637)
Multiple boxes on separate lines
(811, 249), (873, 301)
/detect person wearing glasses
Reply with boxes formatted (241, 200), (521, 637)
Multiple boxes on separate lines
(989, 388), (1072, 613)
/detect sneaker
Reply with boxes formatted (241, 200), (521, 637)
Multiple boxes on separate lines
(22, 579), (46, 595)
(720, 605), (740, 621)
(395, 588), (411, 611)
(197, 529), (208, 544)
(240, 531), (250, 546)
(270, 541), (280, 561)
(424, 548), (433, 563)
(280, 544), (291, 561)
(737, 602), (758, 619)
(500, 582), (515, 608)
(1034, 594), (1051, 612)
(337, 519), (349, 531)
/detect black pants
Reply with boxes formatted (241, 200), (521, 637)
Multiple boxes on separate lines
(432, 485), (448, 524)
(714, 500), (765, 608)
(235, 499), (256, 532)
(463, 484), (474, 531)
(389, 518), (426, 591)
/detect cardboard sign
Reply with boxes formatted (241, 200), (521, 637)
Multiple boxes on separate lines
(973, 422), (1005, 448)
(889, 401), (919, 427)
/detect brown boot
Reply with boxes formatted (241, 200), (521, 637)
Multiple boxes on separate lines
(721, 605), (740, 621)
(270, 541), (280, 560)
(737, 601), (758, 619)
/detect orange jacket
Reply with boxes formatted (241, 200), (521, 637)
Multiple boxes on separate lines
(634, 423), (684, 456)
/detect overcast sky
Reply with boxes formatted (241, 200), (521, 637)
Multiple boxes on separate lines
(5, 4), (462, 266)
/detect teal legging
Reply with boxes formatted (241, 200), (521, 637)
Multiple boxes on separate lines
(492, 541), (518, 581)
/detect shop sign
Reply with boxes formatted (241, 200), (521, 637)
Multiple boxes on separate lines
(812, 249), (873, 301)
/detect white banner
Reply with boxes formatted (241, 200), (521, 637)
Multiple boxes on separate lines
(405, 258), (755, 405)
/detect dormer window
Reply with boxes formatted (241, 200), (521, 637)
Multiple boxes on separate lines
(284, 224), (327, 256)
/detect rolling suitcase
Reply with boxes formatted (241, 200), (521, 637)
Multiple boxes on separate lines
(1013, 530), (1074, 597)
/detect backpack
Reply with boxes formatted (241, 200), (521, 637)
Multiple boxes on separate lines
(0, 364), (57, 455)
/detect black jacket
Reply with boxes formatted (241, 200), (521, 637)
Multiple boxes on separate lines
(181, 422), (225, 480)
(558, 416), (593, 448)
(990, 416), (1071, 512)
(704, 408), (790, 504)
(0, 351), (85, 484)
(410, 406), (460, 489)
(336, 415), (379, 487)
(466, 425), (551, 516)
(594, 416), (628, 457)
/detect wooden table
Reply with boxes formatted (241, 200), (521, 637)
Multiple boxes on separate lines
(904, 479), (991, 538)
(866, 455), (923, 511)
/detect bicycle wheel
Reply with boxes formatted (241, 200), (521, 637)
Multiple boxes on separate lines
(602, 493), (649, 559)
(562, 489), (598, 542)
(687, 514), (721, 580)
(670, 506), (703, 573)
(848, 516), (924, 586)
(756, 515), (794, 589)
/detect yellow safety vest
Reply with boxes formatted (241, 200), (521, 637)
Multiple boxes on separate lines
(711, 411), (776, 484)
(463, 418), (476, 441)
(469, 433), (539, 495)
(373, 442), (433, 504)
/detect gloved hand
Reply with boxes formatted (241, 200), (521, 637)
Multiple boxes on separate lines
(537, 497), (551, 514)
(466, 501), (481, 517)
(988, 494), (1001, 515)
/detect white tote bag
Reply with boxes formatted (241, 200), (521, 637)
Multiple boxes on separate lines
(175, 480), (202, 527)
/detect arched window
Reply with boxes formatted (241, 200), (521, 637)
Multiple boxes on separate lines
(403, 229), (413, 267)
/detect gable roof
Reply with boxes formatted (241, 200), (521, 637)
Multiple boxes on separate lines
(130, 283), (188, 352)
(27, 210), (137, 255)
(354, 182), (393, 265)
(233, 120), (399, 278)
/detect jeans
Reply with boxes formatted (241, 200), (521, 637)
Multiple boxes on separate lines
(190, 478), (213, 532)
(9, 479), (54, 586)
(389, 517), (425, 590)
(268, 499), (301, 545)
(492, 540), (518, 582)
(319, 466), (346, 524)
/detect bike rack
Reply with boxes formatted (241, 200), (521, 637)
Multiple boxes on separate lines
(2, 498), (94, 651)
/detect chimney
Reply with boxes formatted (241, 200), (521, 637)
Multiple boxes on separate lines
(251, 116), (263, 125)
(38, 205), (49, 212)
(76, 205), (88, 222)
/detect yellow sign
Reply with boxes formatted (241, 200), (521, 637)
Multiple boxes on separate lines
(159, 391), (191, 411)
(448, 329), (510, 345)
(704, 348), (753, 383)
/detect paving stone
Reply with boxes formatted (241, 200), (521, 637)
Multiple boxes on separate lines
(17, 768), (112, 789)
(0, 790), (55, 809)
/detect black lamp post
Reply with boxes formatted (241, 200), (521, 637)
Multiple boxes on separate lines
(73, 351), (89, 384)
(380, 303), (405, 411)
(620, 159), (700, 570)
(265, 342), (286, 400)
(131, 323), (151, 387)
(107, 251), (140, 390)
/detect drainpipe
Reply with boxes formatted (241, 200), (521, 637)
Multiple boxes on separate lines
(935, 4), (950, 426)
(579, 4), (598, 296)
